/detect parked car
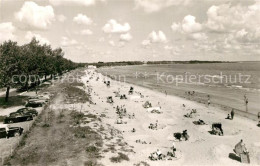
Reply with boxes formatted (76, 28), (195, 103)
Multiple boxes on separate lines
(0, 124), (24, 139)
(25, 100), (44, 108)
(4, 112), (33, 124)
(28, 95), (50, 101)
(16, 107), (38, 117)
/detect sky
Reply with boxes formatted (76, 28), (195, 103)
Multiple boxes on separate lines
(0, 0), (260, 62)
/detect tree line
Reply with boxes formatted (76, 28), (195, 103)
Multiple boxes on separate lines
(0, 38), (83, 102)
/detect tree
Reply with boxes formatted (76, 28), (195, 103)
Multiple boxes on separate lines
(0, 40), (21, 102)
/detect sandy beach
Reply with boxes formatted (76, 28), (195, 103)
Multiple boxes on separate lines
(81, 69), (260, 165)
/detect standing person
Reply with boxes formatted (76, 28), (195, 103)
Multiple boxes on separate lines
(258, 112), (260, 119)
(245, 98), (248, 112)
(207, 95), (211, 107)
(172, 142), (176, 157)
(231, 109), (235, 120)
(207, 98), (211, 107)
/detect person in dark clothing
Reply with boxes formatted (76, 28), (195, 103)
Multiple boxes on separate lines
(231, 109), (235, 120)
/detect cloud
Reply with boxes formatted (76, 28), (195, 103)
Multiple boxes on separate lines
(120, 33), (133, 41)
(61, 37), (78, 47)
(188, 33), (208, 41)
(164, 45), (173, 50)
(141, 31), (167, 47)
(141, 40), (151, 46)
(73, 14), (93, 25)
(0, 22), (16, 43)
(148, 31), (167, 43)
(109, 40), (115, 46)
(135, 0), (191, 13)
(181, 15), (202, 33)
(171, 15), (207, 40)
(103, 19), (131, 33)
(49, 0), (103, 6)
(171, 15), (202, 34)
(80, 29), (93, 35)
(205, 2), (260, 43)
(15, 1), (55, 30)
(25, 31), (50, 45)
(57, 14), (66, 22)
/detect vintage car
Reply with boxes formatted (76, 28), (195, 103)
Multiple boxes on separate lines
(28, 96), (49, 101)
(4, 112), (33, 124)
(25, 100), (44, 108)
(16, 107), (38, 117)
(0, 124), (24, 139)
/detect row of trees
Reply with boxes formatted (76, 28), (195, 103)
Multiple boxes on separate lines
(0, 38), (82, 102)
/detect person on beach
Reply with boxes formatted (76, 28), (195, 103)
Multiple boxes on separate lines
(207, 99), (211, 107)
(172, 142), (176, 157)
(258, 112), (260, 119)
(157, 149), (163, 159)
(226, 114), (231, 120)
(231, 109), (235, 120)
(245, 98), (248, 112)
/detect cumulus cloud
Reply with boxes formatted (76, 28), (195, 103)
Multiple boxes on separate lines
(61, 37), (78, 47)
(108, 40), (115, 46)
(171, 15), (202, 34)
(15, 1), (55, 30)
(49, 0), (103, 6)
(57, 14), (66, 22)
(141, 31), (167, 46)
(164, 45), (173, 50)
(103, 19), (130, 33)
(188, 33), (208, 41)
(135, 0), (191, 13)
(0, 22), (16, 43)
(73, 14), (93, 25)
(80, 29), (93, 35)
(171, 15), (207, 40)
(148, 31), (167, 43)
(205, 2), (260, 43)
(120, 33), (133, 41)
(141, 40), (151, 46)
(25, 31), (50, 45)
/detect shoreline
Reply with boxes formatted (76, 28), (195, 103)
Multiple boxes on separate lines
(97, 67), (259, 122)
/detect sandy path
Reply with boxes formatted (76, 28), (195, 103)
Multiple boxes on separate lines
(83, 69), (260, 165)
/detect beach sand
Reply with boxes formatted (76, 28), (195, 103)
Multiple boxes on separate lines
(83, 69), (260, 165)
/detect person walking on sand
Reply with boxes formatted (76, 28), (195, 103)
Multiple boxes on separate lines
(231, 109), (235, 120)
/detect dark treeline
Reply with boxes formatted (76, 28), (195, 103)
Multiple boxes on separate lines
(0, 38), (83, 102)
(88, 61), (144, 68)
(146, 60), (225, 64)
(87, 60), (226, 68)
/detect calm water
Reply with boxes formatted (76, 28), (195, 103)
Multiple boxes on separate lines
(98, 62), (260, 118)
